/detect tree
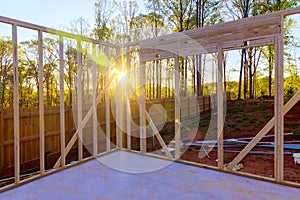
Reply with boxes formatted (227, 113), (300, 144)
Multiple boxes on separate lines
(43, 37), (60, 106)
(195, 0), (222, 96)
(94, 0), (117, 41)
(113, 0), (140, 43)
(64, 43), (77, 105)
(0, 37), (13, 108)
(20, 40), (39, 93)
(69, 18), (92, 37)
(254, 0), (299, 97)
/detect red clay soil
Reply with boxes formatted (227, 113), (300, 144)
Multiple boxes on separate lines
(152, 100), (300, 183)
(191, 100), (300, 183)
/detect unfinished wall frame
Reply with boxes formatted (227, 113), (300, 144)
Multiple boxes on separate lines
(0, 16), (118, 191)
(122, 7), (300, 186)
(1, 7), (300, 191)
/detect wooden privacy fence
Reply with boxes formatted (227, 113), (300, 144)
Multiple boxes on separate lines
(0, 105), (116, 178)
(0, 94), (224, 178)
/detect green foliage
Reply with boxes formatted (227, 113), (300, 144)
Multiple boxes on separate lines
(0, 37), (13, 108)
(293, 127), (300, 136)
(226, 121), (240, 131)
(242, 120), (250, 127)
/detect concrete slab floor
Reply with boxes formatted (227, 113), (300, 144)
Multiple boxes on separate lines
(1, 151), (300, 200)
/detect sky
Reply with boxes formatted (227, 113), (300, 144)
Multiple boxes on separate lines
(0, 1), (299, 82)
(0, 0), (96, 29)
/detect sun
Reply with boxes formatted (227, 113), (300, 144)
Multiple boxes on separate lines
(117, 72), (127, 81)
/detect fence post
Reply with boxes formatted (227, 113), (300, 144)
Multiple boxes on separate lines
(202, 96), (205, 112)
(0, 108), (4, 176)
(209, 95), (211, 111)
(68, 106), (74, 146)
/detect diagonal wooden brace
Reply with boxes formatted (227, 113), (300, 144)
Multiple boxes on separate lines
(131, 90), (172, 159)
(227, 90), (300, 170)
(54, 75), (114, 169)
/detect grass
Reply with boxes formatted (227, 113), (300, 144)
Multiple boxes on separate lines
(226, 122), (241, 131)
(242, 120), (250, 127)
(293, 127), (300, 136)
(255, 120), (264, 126)
(227, 108), (241, 114)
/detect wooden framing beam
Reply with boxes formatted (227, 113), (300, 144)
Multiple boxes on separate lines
(92, 44), (97, 156)
(116, 83), (123, 148)
(0, 16), (116, 48)
(12, 24), (20, 184)
(130, 90), (172, 159)
(174, 56), (181, 159)
(116, 48), (122, 149)
(126, 99), (131, 150)
(38, 30), (45, 173)
(53, 74), (115, 168)
(59, 35), (65, 167)
(145, 112), (172, 159)
(217, 47), (224, 169)
(105, 47), (111, 151)
(122, 7), (300, 50)
(274, 18), (284, 181)
(126, 47), (131, 150)
(77, 40), (83, 162)
(139, 56), (147, 153)
(133, 13), (282, 61)
(139, 37), (276, 62)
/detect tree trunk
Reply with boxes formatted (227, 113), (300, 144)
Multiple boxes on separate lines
(243, 50), (248, 99)
(196, 55), (202, 96)
(223, 53), (227, 92)
(238, 49), (245, 100)
(184, 58), (188, 96)
(248, 48), (253, 99)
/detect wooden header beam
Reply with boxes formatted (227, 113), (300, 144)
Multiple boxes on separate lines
(123, 7), (300, 61)
(0, 16), (116, 48)
(138, 14), (280, 61)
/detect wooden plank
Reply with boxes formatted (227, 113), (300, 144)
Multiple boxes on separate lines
(122, 7), (300, 51)
(0, 16), (117, 48)
(59, 35), (65, 168)
(130, 90), (172, 158)
(227, 89), (300, 170)
(217, 47), (224, 169)
(274, 18), (284, 182)
(38, 30), (45, 173)
(53, 74), (114, 168)
(174, 56), (181, 159)
(140, 36), (275, 61)
(77, 40), (83, 162)
(92, 44), (97, 156)
(105, 47), (110, 151)
(116, 47), (122, 149)
(139, 59), (147, 153)
(12, 24), (20, 184)
(126, 99), (131, 150)
(145, 112), (172, 159)
(3, 130), (65, 145)
(149, 15), (280, 44)
(126, 47), (131, 150)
